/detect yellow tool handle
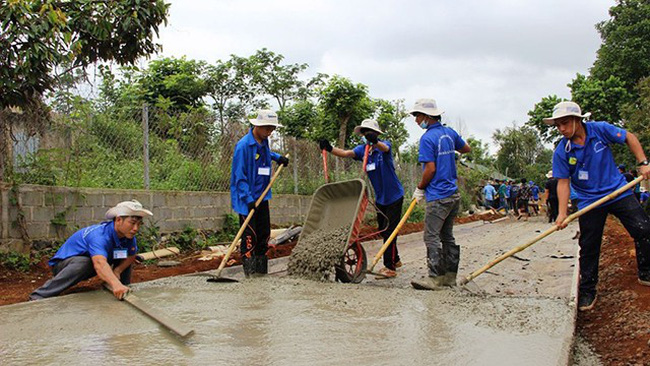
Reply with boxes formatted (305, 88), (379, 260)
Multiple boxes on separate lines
(368, 198), (418, 272)
(460, 175), (645, 285)
(216, 155), (289, 277)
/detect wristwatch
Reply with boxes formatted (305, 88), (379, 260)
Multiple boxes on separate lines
(638, 160), (649, 167)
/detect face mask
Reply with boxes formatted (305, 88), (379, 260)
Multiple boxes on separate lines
(419, 121), (428, 129)
(361, 136), (368, 144)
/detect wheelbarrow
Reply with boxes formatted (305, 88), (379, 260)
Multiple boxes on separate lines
(297, 178), (369, 283)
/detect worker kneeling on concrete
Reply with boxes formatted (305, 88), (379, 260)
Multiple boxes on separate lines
(29, 200), (153, 301)
(319, 119), (405, 278)
(231, 110), (289, 277)
(409, 99), (471, 290)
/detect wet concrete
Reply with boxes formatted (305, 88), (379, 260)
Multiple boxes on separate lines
(287, 226), (348, 281)
(0, 216), (582, 365)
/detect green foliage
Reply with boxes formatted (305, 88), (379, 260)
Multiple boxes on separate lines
(139, 57), (209, 111)
(525, 95), (566, 143)
(213, 214), (240, 242)
(464, 137), (494, 166)
(279, 99), (318, 139)
(493, 123), (550, 180)
(136, 221), (161, 254)
(0, 0), (170, 110)
(569, 73), (632, 123)
(620, 77), (650, 168)
(374, 99), (409, 154)
(405, 203), (425, 223)
(250, 48), (309, 110)
(592, 0), (650, 91)
(0, 251), (33, 272)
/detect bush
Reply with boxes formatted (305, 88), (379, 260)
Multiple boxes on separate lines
(0, 252), (33, 272)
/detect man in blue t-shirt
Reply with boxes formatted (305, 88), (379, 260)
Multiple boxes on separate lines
(29, 200), (153, 300)
(545, 101), (650, 312)
(231, 110), (289, 278)
(529, 181), (540, 216)
(409, 98), (471, 290)
(320, 119), (405, 278)
(483, 181), (497, 212)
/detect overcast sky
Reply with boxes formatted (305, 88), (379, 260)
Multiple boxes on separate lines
(155, 0), (613, 150)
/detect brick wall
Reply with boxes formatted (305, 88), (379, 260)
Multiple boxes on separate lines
(0, 184), (311, 251)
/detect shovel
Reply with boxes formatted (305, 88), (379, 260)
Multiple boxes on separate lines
(207, 156), (289, 283)
(366, 198), (418, 277)
(459, 175), (645, 293)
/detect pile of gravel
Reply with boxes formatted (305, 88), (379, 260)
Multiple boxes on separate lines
(287, 226), (349, 281)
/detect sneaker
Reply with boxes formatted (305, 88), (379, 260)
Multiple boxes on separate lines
(395, 261), (403, 268)
(375, 267), (397, 279)
(578, 293), (597, 311)
(411, 276), (446, 291)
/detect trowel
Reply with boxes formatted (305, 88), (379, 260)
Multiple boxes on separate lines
(366, 198), (418, 278)
(459, 176), (644, 294)
(207, 155), (289, 283)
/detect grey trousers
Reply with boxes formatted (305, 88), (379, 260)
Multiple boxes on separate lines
(29, 256), (132, 300)
(423, 193), (461, 277)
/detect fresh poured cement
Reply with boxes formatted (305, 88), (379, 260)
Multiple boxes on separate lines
(1, 217), (582, 366)
(287, 226), (348, 281)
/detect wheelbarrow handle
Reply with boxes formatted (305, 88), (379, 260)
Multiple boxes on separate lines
(368, 198), (418, 272)
(322, 149), (329, 183)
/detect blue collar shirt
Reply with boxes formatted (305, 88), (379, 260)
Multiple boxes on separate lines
(352, 140), (404, 206)
(418, 123), (466, 201)
(483, 184), (496, 201)
(230, 129), (281, 215)
(49, 221), (137, 266)
(552, 121), (631, 210)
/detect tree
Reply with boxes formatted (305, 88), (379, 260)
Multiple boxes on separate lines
(1, 0), (170, 110)
(279, 99), (318, 139)
(525, 95), (566, 144)
(373, 99), (409, 156)
(492, 123), (546, 179)
(138, 57), (208, 112)
(620, 77), (650, 169)
(249, 48), (309, 111)
(318, 75), (372, 149)
(464, 137), (494, 166)
(568, 73), (631, 123)
(592, 0), (650, 91)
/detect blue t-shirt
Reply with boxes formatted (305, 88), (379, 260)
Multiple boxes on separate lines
(641, 192), (649, 203)
(483, 185), (496, 201)
(552, 121), (632, 210)
(531, 185), (540, 200)
(49, 221), (137, 266)
(230, 129), (281, 215)
(418, 123), (466, 201)
(352, 141), (404, 206)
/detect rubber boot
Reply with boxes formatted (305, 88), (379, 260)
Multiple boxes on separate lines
(252, 255), (268, 277)
(443, 272), (457, 287)
(242, 256), (256, 278)
(411, 276), (446, 291)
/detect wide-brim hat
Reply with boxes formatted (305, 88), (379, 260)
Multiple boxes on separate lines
(105, 200), (153, 219)
(249, 109), (283, 127)
(409, 98), (444, 117)
(543, 101), (591, 126)
(353, 119), (383, 135)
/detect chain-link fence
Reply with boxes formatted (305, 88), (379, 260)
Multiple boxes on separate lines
(5, 105), (422, 196)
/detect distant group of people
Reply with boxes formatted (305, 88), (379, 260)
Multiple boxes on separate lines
(481, 179), (540, 220)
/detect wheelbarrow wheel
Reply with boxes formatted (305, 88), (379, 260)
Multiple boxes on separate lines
(335, 241), (367, 283)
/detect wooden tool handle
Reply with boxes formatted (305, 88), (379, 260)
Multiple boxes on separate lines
(216, 155), (289, 276)
(460, 175), (645, 285)
(369, 198), (418, 272)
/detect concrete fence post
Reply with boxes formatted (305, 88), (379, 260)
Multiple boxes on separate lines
(142, 104), (150, 190)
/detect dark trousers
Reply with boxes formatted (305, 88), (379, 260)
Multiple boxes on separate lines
(578, 194), (650, 296)
(239, 200), (271, 275)
(376, 196), (403, 270)
(29, 256), (132, 300)
(548, 197), (559, 223)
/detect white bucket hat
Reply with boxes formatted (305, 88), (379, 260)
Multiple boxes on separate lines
(105, 200), (153, 219)
(353, 119), (383, 135)
(543, 101), (591, 126)
(249, 109), (283, 127)
(409, 98), (444, 117)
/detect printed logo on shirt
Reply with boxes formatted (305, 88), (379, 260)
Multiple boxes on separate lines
(438, 135), (455, 156)
(569, 157), (577, 165)
(593, 141), (606, 153)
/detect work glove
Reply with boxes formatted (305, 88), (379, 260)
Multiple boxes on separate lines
(319, 140), (333, 152)
(413, 188), (425, 204)
(365, 132), (379, 144)
(278, 155), (289, 166)
(247, 201), (257, 213)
